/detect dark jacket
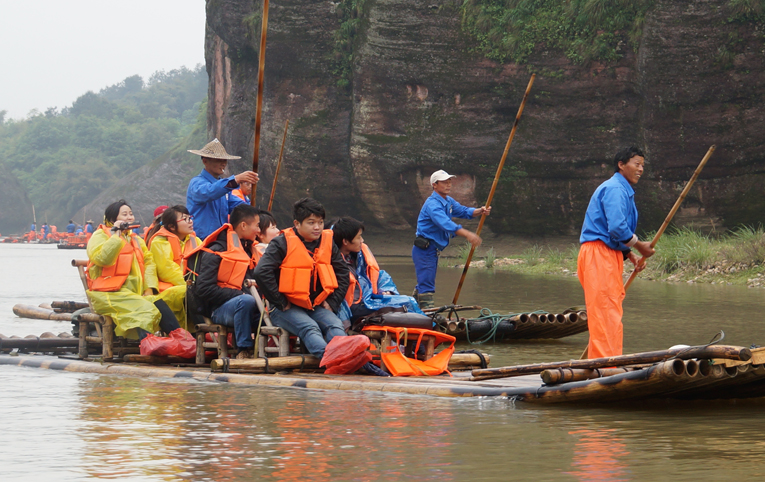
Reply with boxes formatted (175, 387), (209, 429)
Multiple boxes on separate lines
(253, 227), (350, 313)
(190, 229), (257, 316)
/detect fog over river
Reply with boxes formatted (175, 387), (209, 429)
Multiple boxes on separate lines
(2, 244), (765, 481)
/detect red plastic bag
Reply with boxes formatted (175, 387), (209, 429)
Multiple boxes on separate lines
(325, 350), (373, 375)
(140, 328), (197, 358)
(320, 335), (370, 369)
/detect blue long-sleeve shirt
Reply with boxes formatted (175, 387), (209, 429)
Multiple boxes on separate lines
(580, 172), (638, 251)
(415, 191), (476, 250)
(186, 169), (245, 240)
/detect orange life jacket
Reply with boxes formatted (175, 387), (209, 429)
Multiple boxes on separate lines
(363, 326), (455, 377)
(344, 243), (381, 306)
(184, 224), (257, 290)
(149, 227), (200, 292)
(87, 226), (146, 292)
(231, 188), (248, 202)
(279, 229), (338, 310)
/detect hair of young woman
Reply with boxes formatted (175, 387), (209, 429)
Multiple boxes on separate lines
(104, 199), (130, 225)
(258, 210), (277, 235)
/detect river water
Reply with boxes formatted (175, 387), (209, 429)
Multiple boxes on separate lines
(2, 244), (765, 481)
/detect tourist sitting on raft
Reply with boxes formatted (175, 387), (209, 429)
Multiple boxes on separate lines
(86, 200), (183, 342)
(186, 204), (263, 359)
(145, 205), (202, 330)
(332, 216), (423, 328)
(253, 198), (350, 359)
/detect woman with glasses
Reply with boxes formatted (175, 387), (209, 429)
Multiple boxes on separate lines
(146, 205), (202, 330)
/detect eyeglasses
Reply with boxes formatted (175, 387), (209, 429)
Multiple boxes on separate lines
(178, 215), (194, 223)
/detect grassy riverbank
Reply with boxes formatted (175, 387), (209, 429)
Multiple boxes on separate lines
(445, 226), (765, 288)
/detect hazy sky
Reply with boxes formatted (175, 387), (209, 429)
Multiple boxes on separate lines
(1, 1), (206, 120)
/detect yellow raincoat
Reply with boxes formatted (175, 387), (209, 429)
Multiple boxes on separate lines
(149, 233), (202, 330)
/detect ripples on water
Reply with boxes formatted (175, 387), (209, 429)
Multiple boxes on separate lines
(2, 245), (765, 481)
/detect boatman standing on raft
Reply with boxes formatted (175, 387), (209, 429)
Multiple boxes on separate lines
(412, 170), (490, 309)
(186, 138), (260, 240)
(578, 146), (655, 359)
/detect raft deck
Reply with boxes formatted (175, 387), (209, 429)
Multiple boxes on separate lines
(3, 354), (765, 404)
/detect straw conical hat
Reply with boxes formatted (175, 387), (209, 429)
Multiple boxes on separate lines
(187, 138), (241, 160)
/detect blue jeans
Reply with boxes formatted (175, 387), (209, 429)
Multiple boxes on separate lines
(412, 242), (439, 293)
(269, 305), (346, 358)
(211, 294), (260, 349)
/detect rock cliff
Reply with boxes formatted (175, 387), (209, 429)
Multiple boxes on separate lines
(119, 0), (765, 235)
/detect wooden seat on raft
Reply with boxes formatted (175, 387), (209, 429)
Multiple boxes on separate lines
(72, 259), (140, 360)
(194, 281), (294, 364)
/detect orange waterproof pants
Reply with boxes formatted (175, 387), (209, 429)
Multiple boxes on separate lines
(577, 241), (624, 359)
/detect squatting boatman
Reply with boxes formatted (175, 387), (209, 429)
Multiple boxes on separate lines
(578, 146), (655, 359)
(186, 138), (260, 239)
(412, 170), (490, 309)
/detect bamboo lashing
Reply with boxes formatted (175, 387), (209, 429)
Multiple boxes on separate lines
(268, 119), (289, 211)
(624, 145), (716, 290)
(470, 344), (751, 381)
(452, 74), (535, 305)
(250, 0), (271, 205)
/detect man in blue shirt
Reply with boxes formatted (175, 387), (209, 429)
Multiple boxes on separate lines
(186, 138), (259, 240)
(66, 220), (76, 234)
(85, 221), (94, 234)
(411, 170), (490, 308)
(578, 146), (655, 359)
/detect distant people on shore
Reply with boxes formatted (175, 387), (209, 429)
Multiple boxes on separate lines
(186, 138), (259, 239)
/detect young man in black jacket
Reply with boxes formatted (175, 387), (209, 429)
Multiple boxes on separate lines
(253, 198), (350, 358)
(190, 204), (261, 359)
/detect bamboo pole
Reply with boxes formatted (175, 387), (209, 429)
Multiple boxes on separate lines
(32, 205), (36, 225)
(250, 0), (270, 206)
(13, 304), (73, 321)
(212, 355), (320, 371)
(470, 344), (751, 381)
(268, 119), (289, 211)
(452, 74), (535, 305)
(624, 145), (716, 290)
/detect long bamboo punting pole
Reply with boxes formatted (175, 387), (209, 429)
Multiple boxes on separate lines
(250, 0), (271, 206)
(452, 74), (535, 305)
(268, 119), (289, 211)
(623, 145), (716, 290)
(470, 344), (751, 381)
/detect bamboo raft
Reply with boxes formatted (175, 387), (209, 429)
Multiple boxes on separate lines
(3, 344), (765, 404)
(431, 307), (589, 342)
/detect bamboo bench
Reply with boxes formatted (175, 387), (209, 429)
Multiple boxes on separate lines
(194, 281), (296, 364)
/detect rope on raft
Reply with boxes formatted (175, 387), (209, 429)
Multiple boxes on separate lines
(464, 308), (549, 345)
